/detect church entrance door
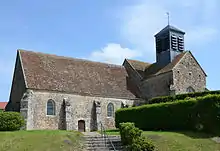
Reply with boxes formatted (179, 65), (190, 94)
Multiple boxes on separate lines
(78, 120), (85, 132)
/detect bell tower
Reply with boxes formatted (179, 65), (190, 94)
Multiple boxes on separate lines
(155, 25), (185, 66)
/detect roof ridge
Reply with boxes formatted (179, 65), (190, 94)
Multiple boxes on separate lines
(18, 49), (124, 68)
(126, 58), (151, 65)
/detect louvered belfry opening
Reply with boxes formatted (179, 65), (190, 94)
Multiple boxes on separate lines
(171, 34), (184, 51)
(155, 25), (185, 66)
(178, 36), (184, 51)
(171, 34), (178, 50)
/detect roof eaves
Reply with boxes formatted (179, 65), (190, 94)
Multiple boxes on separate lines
(31, 88), (136, 100)
(154, 25), (185, 37)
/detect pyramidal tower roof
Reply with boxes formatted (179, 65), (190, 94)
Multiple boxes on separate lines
(155, 25), (185, 37)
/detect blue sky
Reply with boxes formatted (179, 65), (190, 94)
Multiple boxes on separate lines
(0, 0), (220, 102)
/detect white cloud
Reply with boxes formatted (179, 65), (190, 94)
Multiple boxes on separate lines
(119, 1), (167, 57)
(89, 0), (219, 64)
(89, 43), (142, 65)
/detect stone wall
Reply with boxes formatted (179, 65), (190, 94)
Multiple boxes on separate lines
(6, 52), (26, 112)
(25, 89), (135, 131)
(172, 52), (206, 94)
(140, 72), (173, 100)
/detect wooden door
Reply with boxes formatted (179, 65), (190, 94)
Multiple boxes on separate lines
(78, 120), (85, 132)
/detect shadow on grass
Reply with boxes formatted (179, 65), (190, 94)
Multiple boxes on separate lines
(142, 129), (217, 139)
(147, 130), (217, 139)
(104, 128), (217, 139)
(174, 131), (216, 139)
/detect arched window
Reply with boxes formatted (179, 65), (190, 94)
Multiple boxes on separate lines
(186, 86), (195, 93)
(107, 103), (114, 117)
(47, 99), (55, 115)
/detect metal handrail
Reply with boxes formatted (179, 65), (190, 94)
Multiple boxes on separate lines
(100, 122), (116, 151)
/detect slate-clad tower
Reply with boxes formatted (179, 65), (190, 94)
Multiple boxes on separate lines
(155, 25), (185, 66)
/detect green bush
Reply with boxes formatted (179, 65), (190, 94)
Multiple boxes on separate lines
(128, 136), (155, 151)
(119, 122), (155, 151)
(190, 95), (220, 134)
(149, 90), (220, 104)
(0, 111), (25, 131)
(119, 122), (142, 145)
(116, 94), (220, 135)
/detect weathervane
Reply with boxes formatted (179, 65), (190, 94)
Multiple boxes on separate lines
(166, 12), (170, 25)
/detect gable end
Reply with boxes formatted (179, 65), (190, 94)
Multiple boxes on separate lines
(173, 51), (207, 77)
(6, 51), (27, 111)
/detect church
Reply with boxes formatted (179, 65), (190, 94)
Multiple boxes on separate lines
(6, 25), (207, 132)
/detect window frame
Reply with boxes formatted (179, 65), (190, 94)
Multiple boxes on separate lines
(46, 99), (56, 116)
(107, 103), (114, 118)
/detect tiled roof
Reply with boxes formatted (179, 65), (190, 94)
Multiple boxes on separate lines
(126, 59), (151, 77)
(144, 52), (187, 78)
(126, 52), (187, 79)
(19, 50), (136, 99)
(0, 102), (7, 110)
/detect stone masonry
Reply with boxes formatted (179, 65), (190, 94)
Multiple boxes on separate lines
(172, 52), (206, 94)
(141, 72), (173, 99)
(138, 52), (206, 100)
(21, 89), (134, 131)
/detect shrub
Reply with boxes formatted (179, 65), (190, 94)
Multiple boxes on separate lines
(116, 94), (220, 135)
(119, 122), (142, 145)
(149, 90), (220, 104)
(0, 111), (25, 131)
(128, 136), (155, 151)
(190, 95), (220, 135)
(116, 99), (196, 131)
(119, 122), (155, 151)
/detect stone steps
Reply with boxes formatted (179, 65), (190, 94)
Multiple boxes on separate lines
(83, 135), (123, 151)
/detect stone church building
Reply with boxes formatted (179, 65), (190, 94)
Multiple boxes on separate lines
(6, 25), (206, 132)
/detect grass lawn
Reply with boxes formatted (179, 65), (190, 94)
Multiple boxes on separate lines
(105, 130), (220, 151)
(0, 130), (85, 151)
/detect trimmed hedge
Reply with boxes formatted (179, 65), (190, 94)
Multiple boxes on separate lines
(116, 94), (220, 135)
(119, 122), (155, 151)
(0, 111), (25, 131)
(149, 90), (220, 104)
